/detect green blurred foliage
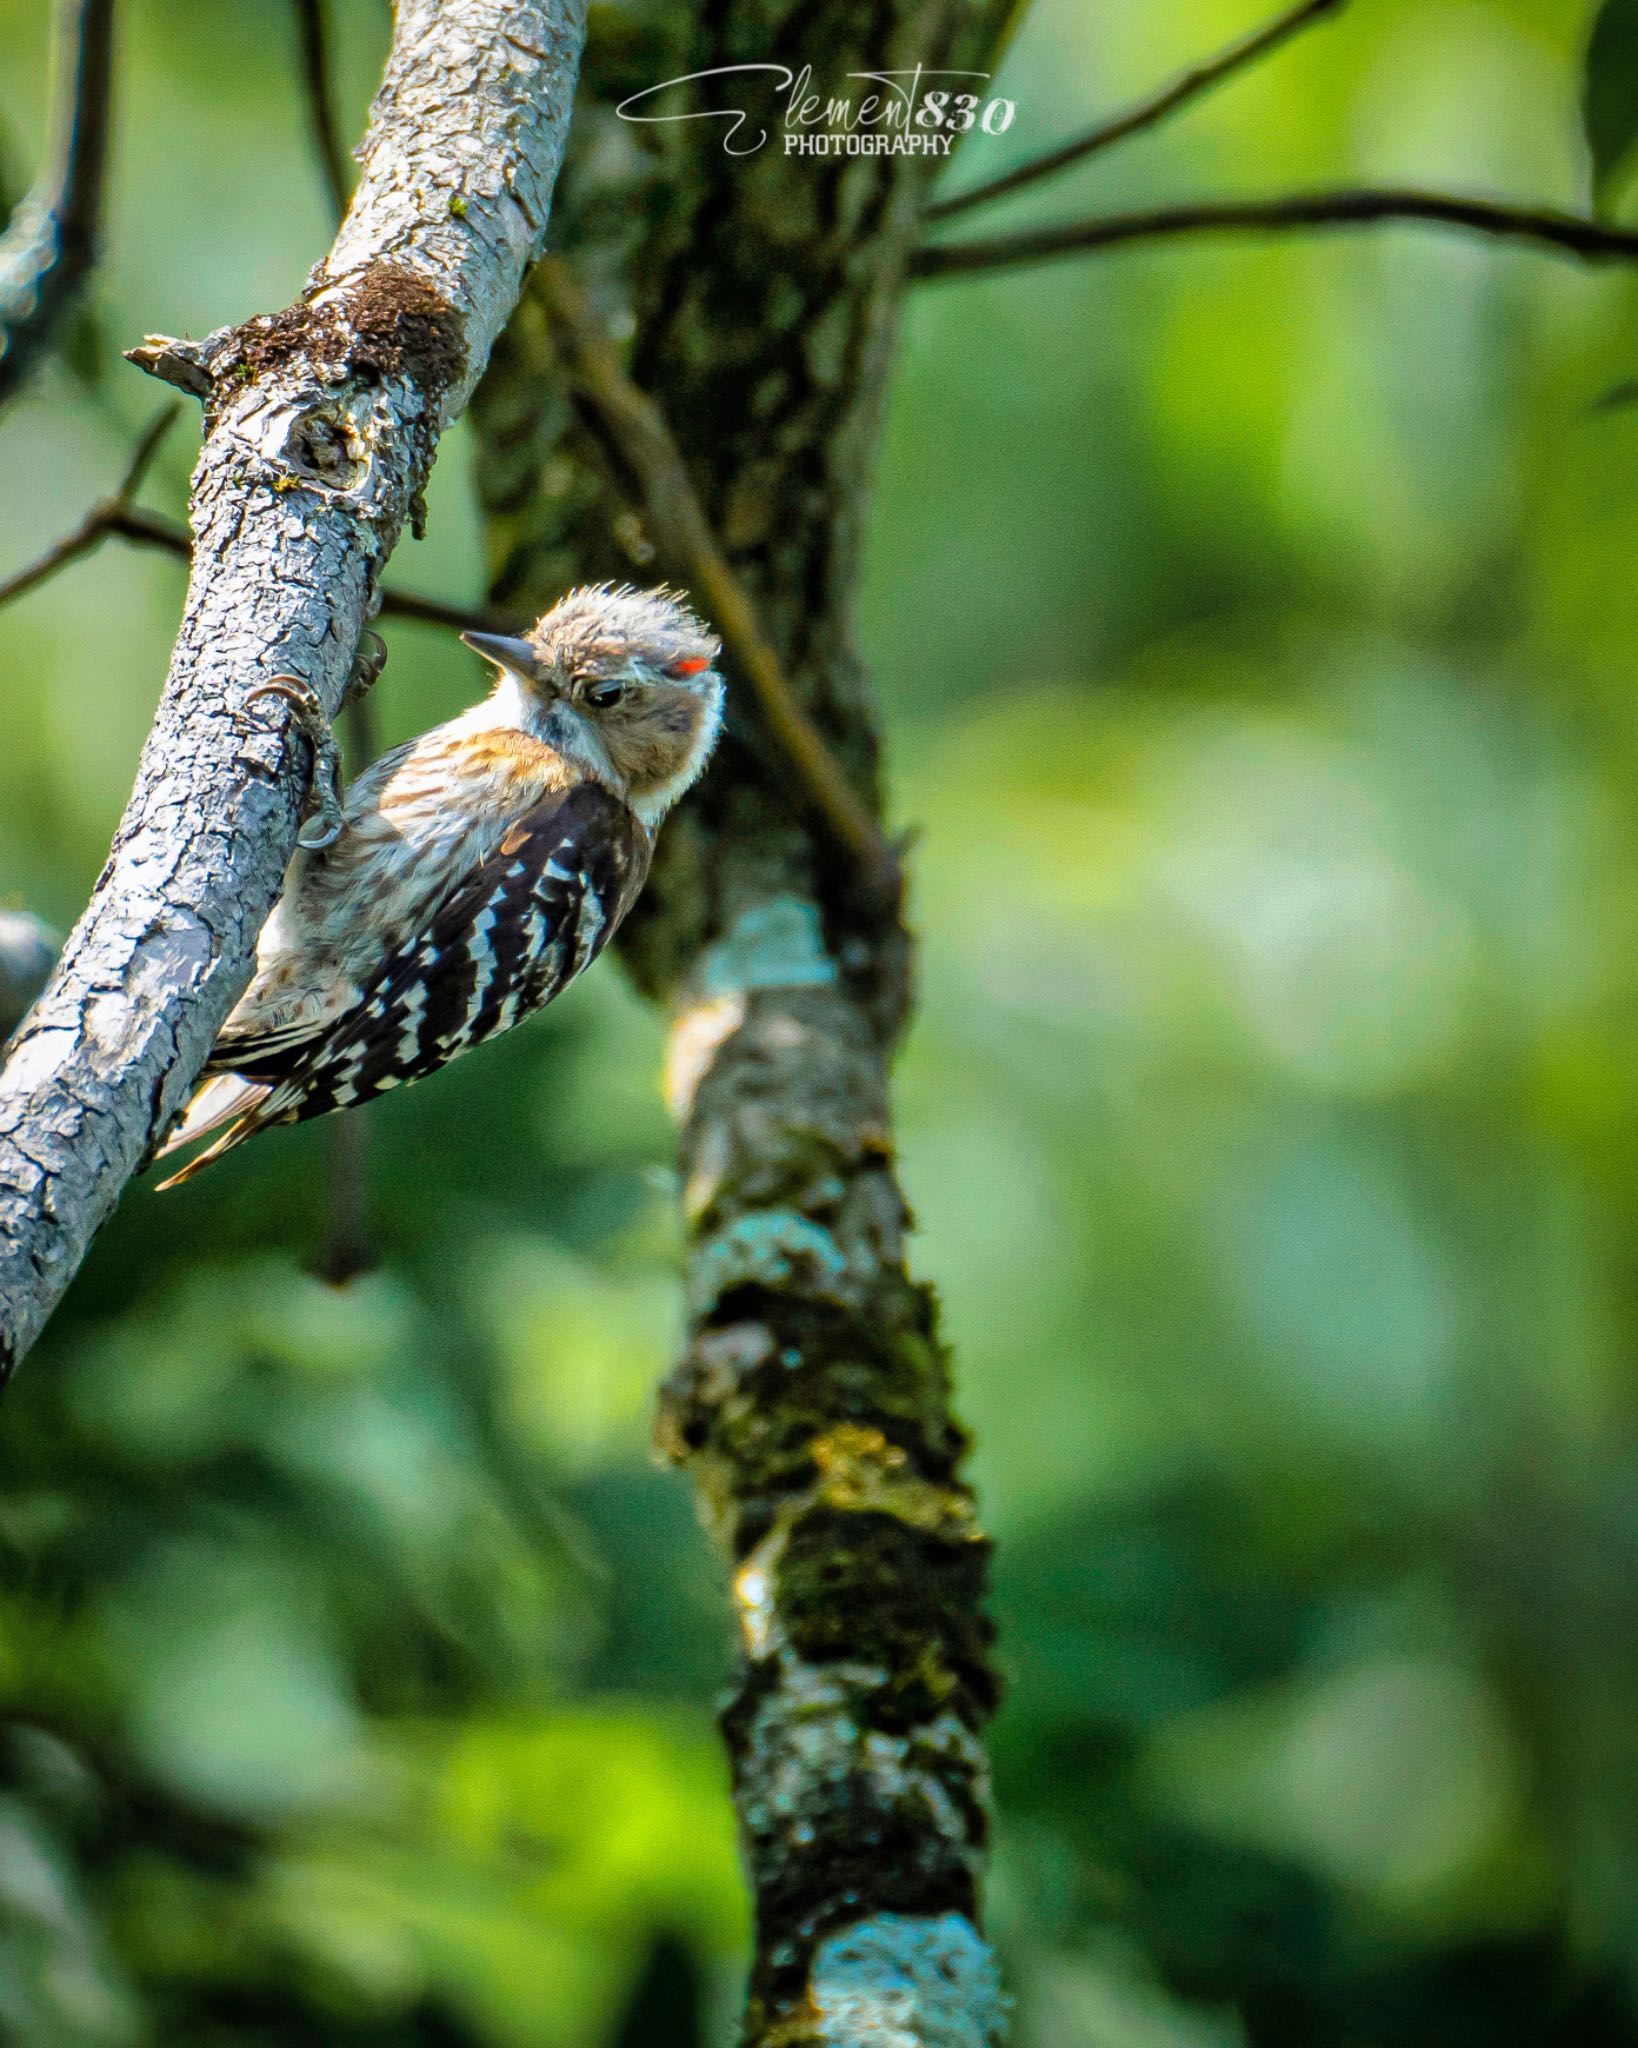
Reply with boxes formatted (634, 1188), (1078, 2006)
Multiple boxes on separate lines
(1583, 0), (1638, 208)
(4, 0), (1638, 2041)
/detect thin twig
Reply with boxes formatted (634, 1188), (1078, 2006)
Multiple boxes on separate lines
(371, 584), (517, 634)
(928, 0), (1347, 224)
(290, 0), (351, 224)
(0, 466), (514, 633)
(112, 401), (179, 495)
(0, 0), (116, 402)
(0, 402), (176, 605)
(0, 502), (117, 606)
(914, 189), (1638, 280)
(533, 256), (895, 894)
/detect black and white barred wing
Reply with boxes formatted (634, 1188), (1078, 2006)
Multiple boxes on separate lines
(153, 783), (651, 1188)
(277, 781), (651, 1123)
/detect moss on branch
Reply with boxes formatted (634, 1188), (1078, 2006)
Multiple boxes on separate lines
(472, 2), (1013, 2036)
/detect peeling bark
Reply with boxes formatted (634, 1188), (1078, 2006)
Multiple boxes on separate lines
(0, 0), (587, 1374)
(473, 4), (1013, 2037)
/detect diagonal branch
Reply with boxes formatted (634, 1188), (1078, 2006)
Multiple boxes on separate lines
(915, 188), (1638, 280)
(928, 0), (1348, 224)
(0, 0), (116, 403)
(0, 0), (587, 1378)
(533, 256), (897, 896)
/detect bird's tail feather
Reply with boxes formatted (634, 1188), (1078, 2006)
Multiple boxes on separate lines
(152, 1073), (273, 1189)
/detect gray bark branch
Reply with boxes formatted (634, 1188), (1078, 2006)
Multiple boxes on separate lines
(0, 0), (587, 1376)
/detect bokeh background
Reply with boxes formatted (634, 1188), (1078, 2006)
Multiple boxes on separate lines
(4, 0), (1638, 2041)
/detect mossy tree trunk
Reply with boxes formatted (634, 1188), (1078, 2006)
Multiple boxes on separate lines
(472, 2), (1014, 2039)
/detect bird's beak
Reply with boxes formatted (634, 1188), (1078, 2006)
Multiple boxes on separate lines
(461, 630), (545, 690)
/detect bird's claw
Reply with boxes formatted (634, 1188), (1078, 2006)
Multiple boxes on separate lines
(247, 635), (386, 852)
(347, 630), (388, 706)
(248, 677), (346, 851)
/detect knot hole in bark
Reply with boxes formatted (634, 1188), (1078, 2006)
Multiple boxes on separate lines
(283, 401), (370, 491)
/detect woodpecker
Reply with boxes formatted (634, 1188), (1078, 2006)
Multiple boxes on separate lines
(154, 584), (723, 1188)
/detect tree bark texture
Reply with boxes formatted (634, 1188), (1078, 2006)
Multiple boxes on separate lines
(0, 0), (587, 1374)
(472, 5), (1014, 2039)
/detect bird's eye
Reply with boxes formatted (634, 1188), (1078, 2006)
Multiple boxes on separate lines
(583, 679), (626, 710)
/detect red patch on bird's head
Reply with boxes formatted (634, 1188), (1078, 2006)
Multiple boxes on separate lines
(666, 656), (711, 678)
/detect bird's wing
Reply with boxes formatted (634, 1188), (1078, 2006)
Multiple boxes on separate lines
(239, 781), (649, 1129)
(207, 997), (359, 1081)
(281, 780), (651, 1121)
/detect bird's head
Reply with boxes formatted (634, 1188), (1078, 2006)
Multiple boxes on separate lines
(463, 585), (724, 826)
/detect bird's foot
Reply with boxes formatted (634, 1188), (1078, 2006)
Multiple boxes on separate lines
(248, 633), (388, 852)
(248, 676), (347, 850)
(346, 630), (388, 708)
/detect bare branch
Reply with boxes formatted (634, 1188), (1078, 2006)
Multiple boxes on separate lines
(0, 0), (587, 1377)
(112, 402), (181, 494)
(915, 188), (1638, 280)
(124, 331), (212, 397)
(290, 0), (352, 224)
(929, 0), (1348, 224)
(534, 256), (897, 896)
(366, 582), (518, 636)
(0, 482), (515, 634)
(0, 403), (176, 607)
(0, 0), (116, 403)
